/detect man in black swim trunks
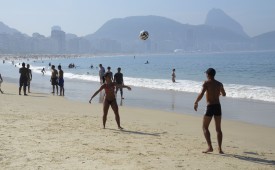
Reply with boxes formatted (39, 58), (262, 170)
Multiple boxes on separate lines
(51, 65), (59, 95)
(19, 63), (29, 96)
(194, 68), (226, 154)
(114, 67), (124, 99)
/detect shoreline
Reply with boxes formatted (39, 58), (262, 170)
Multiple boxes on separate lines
(0, 82), (275, 169)
(2, 73), (275, 128)
(1, 54), (275, 128)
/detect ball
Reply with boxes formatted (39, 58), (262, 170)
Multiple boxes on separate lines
(139, 30), (149, 40)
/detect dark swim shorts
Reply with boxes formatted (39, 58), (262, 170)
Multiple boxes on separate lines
(58, 78), (64, 87)
(19, 76), (28, 87)
(205, 104), (222, 117)
(51, 77), (58, 85)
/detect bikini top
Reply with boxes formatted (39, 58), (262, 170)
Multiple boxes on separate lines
(104, 83), (115, 94)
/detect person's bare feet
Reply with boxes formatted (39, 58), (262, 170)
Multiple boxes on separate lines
(118, 126), (123, 130)
(219, 149), (224, 154)
(202, 147), (213, 153)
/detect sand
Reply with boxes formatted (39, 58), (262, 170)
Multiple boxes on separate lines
(0, 82), (274, 170)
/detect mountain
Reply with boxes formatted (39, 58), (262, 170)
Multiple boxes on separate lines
(205, 8), (248, 38)
(86, 15), (187, 42)
(1, 9), (275, 54)
(0, 21), (20, 34)
(85, 15), (250, 52)
(252, 31), (275, 50)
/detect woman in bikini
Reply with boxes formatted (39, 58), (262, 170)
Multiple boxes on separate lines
(89, 72), (131, 129)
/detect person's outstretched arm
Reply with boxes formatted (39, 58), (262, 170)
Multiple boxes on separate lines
(121, 85), (131, 90)
(89, 85), (104, 103)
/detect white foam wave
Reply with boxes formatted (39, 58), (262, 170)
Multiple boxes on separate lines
(30, 65), (275, 103)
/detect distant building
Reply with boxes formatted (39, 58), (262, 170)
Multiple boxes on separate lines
(51, 26), (65, 53)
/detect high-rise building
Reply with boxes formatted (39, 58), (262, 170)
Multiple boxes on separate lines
(51, 26), (65, 53)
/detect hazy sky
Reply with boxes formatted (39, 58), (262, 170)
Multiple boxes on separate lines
(0, 0), (274, 37)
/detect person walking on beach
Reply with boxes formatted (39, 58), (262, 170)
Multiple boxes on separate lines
(114, 67), (124, 99)
(19, 63), (29, 96)
(26, 64), (32, 93)
(50, 65), (59, 95)
(99, 64), (105, 84)
(194, 68), (226, 154)
(172, 68), (176, 83)
(89, 72), (131, 129)
(0, 73), (4, 94)
(58, 65), (65, 96)
(106, 66), (114, 81)
(41, 68), (46, 75)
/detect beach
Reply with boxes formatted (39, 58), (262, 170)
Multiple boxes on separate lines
(0, 82), (274, 170)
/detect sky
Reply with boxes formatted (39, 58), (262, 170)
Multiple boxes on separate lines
(0, 0), (275, 37)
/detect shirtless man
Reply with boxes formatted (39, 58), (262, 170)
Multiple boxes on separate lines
(51, 65), (59, 95)
(19, 63), (29, 96)
(98, 64), (105, 84)
(27, 64), (32, 93)
(194, 68), (226, 154)
(58, 65), (65, 96)
(114, 67), (124, 99)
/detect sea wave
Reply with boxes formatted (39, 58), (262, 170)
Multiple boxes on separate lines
(30, 65), (275, 103)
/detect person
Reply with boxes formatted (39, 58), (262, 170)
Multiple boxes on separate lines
(98, 64), (105, 84)
(172, 68), (176, 83)
(145, 60), (149, 64)
(114, 67), (124, 99)
(194, 68), (226, 154)
(41, 68), (46, 75)
(89, 72), (131, 129)
(0, 73), (4, 94)
(26, 64), (32, 93)
(50, 65), (59, 95)
(106, 66), (113, 81)
(58, 65), (65, 96)
(19, 63), (29, 96)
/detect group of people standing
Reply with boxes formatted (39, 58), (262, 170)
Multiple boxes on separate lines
(17, 63), (65, 96)
(19, 63), (32, 95)
(98, 64), (125, 99)
(50, 65), (65, 96)
(90, 64), (131, 129)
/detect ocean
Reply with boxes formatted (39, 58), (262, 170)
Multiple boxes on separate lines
(1, 51), (275, 127)
(26, 51), (275, 103)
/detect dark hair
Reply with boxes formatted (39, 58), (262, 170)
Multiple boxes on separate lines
(104, 72), (111, 78)
(205, 68), (216, 77)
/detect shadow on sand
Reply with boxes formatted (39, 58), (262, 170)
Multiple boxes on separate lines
(107, 128), (167, 137)
(222, 152), (275, 166)
(1, 92), (17, 96)
(2, 92), (47, 98)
